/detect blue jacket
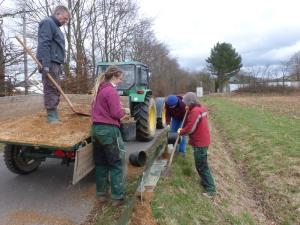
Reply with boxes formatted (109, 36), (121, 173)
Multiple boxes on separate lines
(37, 16), (65, 68)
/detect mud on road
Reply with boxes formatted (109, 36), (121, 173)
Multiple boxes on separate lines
(0, 156), (96, 225)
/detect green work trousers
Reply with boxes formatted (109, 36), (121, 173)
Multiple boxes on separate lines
(91, 124), (126, 200)
(193, 146), (216, 193)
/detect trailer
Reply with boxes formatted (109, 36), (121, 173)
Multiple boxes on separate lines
(0, 94), (170, 224)
(0, 94), (168, 184)
(0, 95), (90, 181)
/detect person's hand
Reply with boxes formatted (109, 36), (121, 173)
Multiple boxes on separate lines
(166, 124), (170, 131)
(39, 66), (49, 75)
(185, 106), (189, 111)
(38, 65), (42, 73)
(121, 115), (130, 121)
(177, 128), (182, 134)
(123, 108), (130, 114)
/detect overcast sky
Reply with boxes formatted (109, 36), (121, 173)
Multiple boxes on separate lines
(2, 0), (300, 72)
(138, 0), (300, 71)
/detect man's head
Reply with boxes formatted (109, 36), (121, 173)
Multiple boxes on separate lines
(52, 5), (70, 26)
(166, 95), (178, 108)
(182, 92), (198, 106)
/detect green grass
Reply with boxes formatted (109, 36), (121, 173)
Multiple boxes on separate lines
(94, 176), (140, 225)
(0, 143), (4, 152)
(152, 149), (259, 225)
(202, 96), (300, 225)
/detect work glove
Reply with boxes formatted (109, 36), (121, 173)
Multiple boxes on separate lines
(39, 66), (49, 75)
(177, 128), (182, 135)
(166, 124), (170, 131)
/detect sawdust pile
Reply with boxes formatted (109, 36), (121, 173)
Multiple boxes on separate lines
(0, 100), (136, 149)
(129, 191), (157, 225)
(127, 164), (145, 178)
(7, 210), (75, 225)
(0, 103), (91, 148)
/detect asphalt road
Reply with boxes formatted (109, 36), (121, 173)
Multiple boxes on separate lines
(0, 154), (95, 225)
(0, 129), (164, 225)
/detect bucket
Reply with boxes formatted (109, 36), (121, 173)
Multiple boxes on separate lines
(129, 151), (147, 167)
(167, 132), (181, 145)
(120, 120), (136, 142)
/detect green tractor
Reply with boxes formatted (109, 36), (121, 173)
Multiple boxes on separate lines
(96, 61), (166, 141)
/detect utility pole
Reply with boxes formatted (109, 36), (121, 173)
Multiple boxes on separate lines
(0, 17), (5, 96)
(22, 7), (28, 95)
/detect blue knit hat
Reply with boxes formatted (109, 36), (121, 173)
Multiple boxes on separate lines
(166, 95), (178, 107)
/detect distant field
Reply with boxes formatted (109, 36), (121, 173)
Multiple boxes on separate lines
(203, 95), (300, 225)
(227, 95), (300, 119)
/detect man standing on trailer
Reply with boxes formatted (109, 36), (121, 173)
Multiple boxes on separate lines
(37, 5), (70, 123)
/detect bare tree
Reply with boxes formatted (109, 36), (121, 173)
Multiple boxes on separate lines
(280, 60), (290, 87)
(0, 2), (26, 96)
(6, 0), (193, 96)
(289, 51), (300, 81)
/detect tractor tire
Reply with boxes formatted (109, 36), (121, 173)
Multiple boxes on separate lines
(4, 144), (41, 174)
(155, 97), (166, 129)
(133, 95), (157, 141)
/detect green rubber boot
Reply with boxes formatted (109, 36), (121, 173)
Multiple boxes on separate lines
(47, 109), (60, 124)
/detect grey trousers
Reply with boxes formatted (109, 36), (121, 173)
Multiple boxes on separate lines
(42, 62), (62, 110)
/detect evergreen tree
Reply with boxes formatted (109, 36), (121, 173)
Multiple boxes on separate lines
(206, 42), (242, 92)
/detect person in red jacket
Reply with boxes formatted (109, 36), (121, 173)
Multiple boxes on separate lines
(178, 92), (216, 197)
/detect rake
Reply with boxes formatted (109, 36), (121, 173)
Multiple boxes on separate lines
(16, 36), (90, 117)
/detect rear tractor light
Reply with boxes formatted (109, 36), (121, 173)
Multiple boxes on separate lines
(136, 90), (144, 94)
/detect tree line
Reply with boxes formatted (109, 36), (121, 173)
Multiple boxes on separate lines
(1, 0), (212, 97)
(0, 0), (299, 97)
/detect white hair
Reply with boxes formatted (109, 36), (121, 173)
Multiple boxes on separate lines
(183, 92), (198, 106)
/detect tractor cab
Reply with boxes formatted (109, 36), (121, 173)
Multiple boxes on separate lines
(96, 62), (150, 97)
(96, 61), (166, 142)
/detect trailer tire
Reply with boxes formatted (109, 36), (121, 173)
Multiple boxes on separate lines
(133, 95), (157, 141)
(4, 144), (41, 174)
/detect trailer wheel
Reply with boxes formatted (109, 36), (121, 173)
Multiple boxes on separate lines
(133, 95), (157, 141)
(4, 144), (41, 174)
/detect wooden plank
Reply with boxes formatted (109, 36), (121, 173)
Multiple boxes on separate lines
(72, 143), (94, 185)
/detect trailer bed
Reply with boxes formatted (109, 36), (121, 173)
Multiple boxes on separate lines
(0, 103), (91, 150)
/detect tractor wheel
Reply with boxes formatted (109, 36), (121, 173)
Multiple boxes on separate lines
(155, 97), (166, 129)
(4, 144), (42, 174)
(133, 95), (157, 141)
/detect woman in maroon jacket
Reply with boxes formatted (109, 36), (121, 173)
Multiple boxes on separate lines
(178, 92), (216, 197)
(91, 66), (127, 206)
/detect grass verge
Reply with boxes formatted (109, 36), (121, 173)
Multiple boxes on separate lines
(151, 149), (259, 225)
(91, 176), (139, 225)
(202, 96), (300, 225)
